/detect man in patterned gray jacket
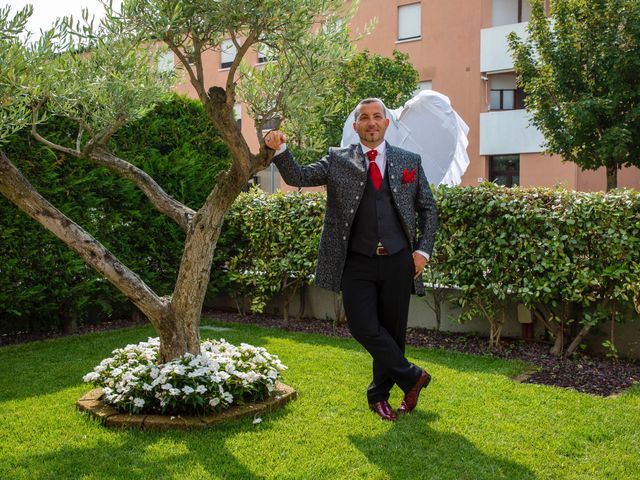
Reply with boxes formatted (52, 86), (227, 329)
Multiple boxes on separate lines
(265, 98), (438, 421)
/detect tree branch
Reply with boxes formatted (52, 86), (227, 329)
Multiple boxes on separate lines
(165, 35), (208, 104)
(0, 150), (170, 326)
(76, 125), (84, 153)
(86, 114), (127, 150)
(192, 34), (205, 87)
(30, 126), (196, 232)
(89, 148), (196, 231)
(32, 124), (80, 157)
(226, 29), (258, 105)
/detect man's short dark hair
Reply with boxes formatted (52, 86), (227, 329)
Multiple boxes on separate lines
(354, 98), (387, 121)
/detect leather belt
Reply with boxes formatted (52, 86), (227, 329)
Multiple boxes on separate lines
(375, 243), (389, 256)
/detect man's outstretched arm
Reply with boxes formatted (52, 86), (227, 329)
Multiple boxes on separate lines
(265, 130), (330, 187)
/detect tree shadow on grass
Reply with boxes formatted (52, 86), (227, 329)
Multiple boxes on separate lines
(0, 325), (157, 402)
(14, 406), (295, 480)
(349, 412), (537, 480)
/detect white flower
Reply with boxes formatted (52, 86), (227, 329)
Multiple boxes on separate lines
(83, 372), (100, 383)
(253, 417), (262, 425)
(85, 337), (287, 413)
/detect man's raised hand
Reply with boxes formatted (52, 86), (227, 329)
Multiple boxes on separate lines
(264, 130), (287, 151)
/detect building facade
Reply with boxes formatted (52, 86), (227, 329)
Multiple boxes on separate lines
(174, 0), (640, 191)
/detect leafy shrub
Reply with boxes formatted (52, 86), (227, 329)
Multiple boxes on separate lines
(223, 185), (640, 356)
(223, 188), (325, 319)
(432, 184), (640, 355)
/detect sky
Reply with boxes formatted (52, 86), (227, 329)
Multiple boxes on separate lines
(3, 0), (122, 38)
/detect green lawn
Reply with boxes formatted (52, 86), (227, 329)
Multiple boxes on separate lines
(1, 319), (639, 480)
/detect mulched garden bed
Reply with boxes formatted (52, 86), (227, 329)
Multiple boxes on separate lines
(2, 309), (639, 397)
(203, 309), (640, 397)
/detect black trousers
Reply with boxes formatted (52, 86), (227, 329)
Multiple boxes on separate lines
(341, 248), (422, 403)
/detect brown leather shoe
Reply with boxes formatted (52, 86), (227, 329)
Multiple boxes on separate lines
(368, 400), (397, 421)
(398, 369), (431, 414)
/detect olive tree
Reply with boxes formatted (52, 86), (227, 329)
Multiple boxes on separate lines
(0, 1), (356, 362)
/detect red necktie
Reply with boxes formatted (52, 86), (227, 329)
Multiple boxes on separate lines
(366, 149), (382, 191)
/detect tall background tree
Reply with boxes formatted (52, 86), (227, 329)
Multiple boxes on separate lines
(508, 0), (640, 190)
(0, 0), (357, 361)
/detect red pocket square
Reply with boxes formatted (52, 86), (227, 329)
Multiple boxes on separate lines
(402, 168), (417, 184)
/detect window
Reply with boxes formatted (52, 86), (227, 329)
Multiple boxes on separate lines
(490, 89), (514, 110)
(492, 0), (531, 26)
(490, 155), (520, 187)
(234, 104), (242, 129)
(257, 45), (276, 64)
(220, 39), (236, 69)
(398, 3), (421, 41)
(490, 88), (525, 110)
(489, 73), (525, 110)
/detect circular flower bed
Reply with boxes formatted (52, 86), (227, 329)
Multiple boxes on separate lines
(83, 337), (287, 415)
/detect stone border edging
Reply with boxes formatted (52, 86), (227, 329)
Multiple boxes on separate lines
(76, 382), (296, 429)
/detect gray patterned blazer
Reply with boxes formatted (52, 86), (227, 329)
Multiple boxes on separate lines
(273, 141), (438, 296)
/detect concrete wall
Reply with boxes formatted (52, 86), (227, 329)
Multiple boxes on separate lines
(209, 285), (546, 339)
(586, 319), (640, 359)
(208, 284), (639, 359)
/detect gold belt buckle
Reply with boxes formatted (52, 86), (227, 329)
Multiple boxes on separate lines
(375, 243), (388, 255)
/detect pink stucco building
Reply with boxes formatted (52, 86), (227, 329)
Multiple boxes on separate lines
(174, 0), (640, 191)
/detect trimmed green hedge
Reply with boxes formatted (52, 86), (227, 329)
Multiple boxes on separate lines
(432, 184), (640, 355)
(223, 189), (325, 319)
(223, 185), (640, 356)
(0, 94), (230, 334)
